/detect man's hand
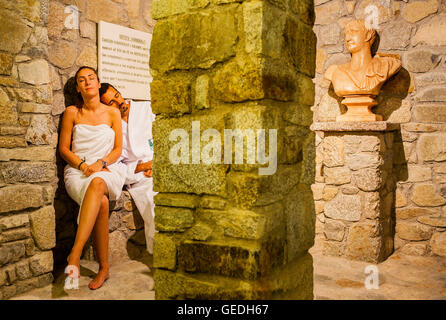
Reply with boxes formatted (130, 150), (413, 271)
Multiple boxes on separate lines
(144, 168), (152, 177)
(135, 160), (152, 174)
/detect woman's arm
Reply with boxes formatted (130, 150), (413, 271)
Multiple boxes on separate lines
(59, 106), (87, 172)
(103, 107), (123, 165)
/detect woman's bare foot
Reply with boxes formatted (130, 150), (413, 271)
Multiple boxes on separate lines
(88, 266), (109, 290)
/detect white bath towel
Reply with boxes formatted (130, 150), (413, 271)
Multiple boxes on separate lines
(121, 100), (157, 253)
(64, 124), (126, 224)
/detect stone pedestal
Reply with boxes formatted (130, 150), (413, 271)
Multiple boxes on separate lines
(311, 122), (399, 263)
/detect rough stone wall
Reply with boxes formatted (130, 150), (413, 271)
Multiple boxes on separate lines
(150, 0), (316, 299)
(313, 0), (446, 258)
(0, 0), (57, 300)
(47, 0), (156, 267)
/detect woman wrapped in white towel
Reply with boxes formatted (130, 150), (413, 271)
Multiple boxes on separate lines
(59, 66), (126, 290)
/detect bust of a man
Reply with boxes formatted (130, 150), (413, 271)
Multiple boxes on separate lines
(325, 19), (401, 97)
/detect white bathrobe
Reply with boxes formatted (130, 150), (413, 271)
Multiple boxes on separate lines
(120, 100), (157, 254)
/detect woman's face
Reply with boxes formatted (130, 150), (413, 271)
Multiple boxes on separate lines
(76, 68), (100, 98)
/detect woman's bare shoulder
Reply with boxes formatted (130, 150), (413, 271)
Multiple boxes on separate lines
(63, 105), (79, 120)
(64, 105), (79, 115)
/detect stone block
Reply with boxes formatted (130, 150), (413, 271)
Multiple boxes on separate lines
(0, 52), (13, 76)
(0, 146), (55, 162)
(324, 193), (361, 222)
(323, 186), (338, 201)
(406, 165), (432, 182)
(80, 21), (96, 40)
(0, 101), (18, 126)
(48, 41), (77, 69)
(396, 207), (439, 220)
(151, 0), (210, 19)
(0, 228), (30, 243)
(345, 153), (382, 171)
(151, 77), (191, 115)
(150, 7), (237, 74)
(0, 214), (29, 230)
(352, 168), (383, 192)
(430, 232), (446, 257)
(315, 0), (347, 25)
(284, 16), (316, 77)
(76, 46), (97, 69)
(379, 21), (413, 50)
(402, 0), (438, 23)
(416, 87), (446, 103)
(411, 184), (446, 207)
(178, 240), (263, 280)
(0, 10), (32, 54)
(323, 241), (344, 257)
(395, 190), (407, 208)
(108, 230), (130, 264)
(153, 233), (177, 270)
(0, 241), (26, 266)
(417, 216), (446, 228)
(400, 243), (428, 256)
(25, 114), (53, 145)
(0, 137), (27, 148)
(199, 196), (226, 210)
(155, 206), (194, 232)
(396, 221), (433, 241)
(188, 223), (213, 241)
(18, 60), (50, 85)
(346, 221), (383, 263)
(29, 251), (53, 276)
(324, 219), (345, 241)
(414, 104), (446, 123)
(15, 261), (32, 280)
(86, 0), (125, 23)
(412, 15), (446, 46)
(324, 166), (351, 185)
(0, 185), (44, 214)
(404, 50), (438, 73)
(322, 136), (344, 167)
(311, 183), (324, 201)
(154, 193), (199, 208)
(362, 191), (381, 219)
(213, 56), (263, 102)
(29, 206), (56, 251)
(0, 162), (55, 183)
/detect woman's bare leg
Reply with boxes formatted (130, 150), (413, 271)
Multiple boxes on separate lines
(67, 177), (109, 274)
(89, 195), (110, 290)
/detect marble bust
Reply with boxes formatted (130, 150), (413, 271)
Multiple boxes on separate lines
(324, 19), (401, 121)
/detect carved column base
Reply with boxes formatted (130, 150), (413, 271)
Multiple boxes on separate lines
(311, 122), (400, 263)
(337, 95), (382, 122)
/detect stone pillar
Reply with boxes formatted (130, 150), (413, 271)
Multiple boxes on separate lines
(311, 122), (398, 263)
(150, 0), (316, 299)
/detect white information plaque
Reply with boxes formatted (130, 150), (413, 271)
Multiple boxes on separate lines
(98, 21), (152, 100)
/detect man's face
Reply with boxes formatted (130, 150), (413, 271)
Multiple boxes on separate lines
(100, 87), (129, 118)
(345, 22), (368, 54)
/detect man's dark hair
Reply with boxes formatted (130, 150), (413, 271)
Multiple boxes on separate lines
(99, 82), (119, 98)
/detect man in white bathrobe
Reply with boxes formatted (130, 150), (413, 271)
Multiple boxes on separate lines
(99, 83), (156, 254)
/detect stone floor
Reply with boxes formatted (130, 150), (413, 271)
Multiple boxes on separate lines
(11, 240), (446, 300)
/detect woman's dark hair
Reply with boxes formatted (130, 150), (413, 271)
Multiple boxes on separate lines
(99, 82), (119, 98)
(72, 66), (100, 107)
